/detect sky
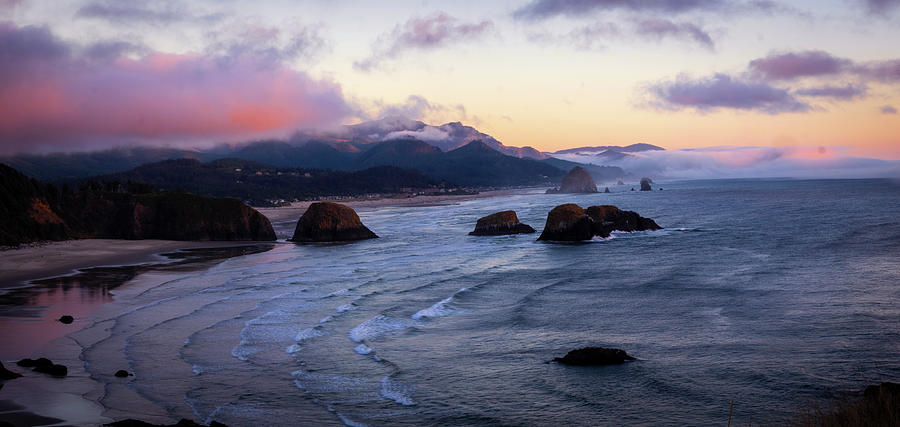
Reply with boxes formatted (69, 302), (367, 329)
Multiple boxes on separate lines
(1, 0), (899, 161)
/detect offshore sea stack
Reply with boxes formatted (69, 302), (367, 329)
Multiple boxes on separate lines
(538, 204), (661, 241)
(290, 202), (378, 243)
(553, 347), (636, 366)
(546, 166), (598, 194)
(469, 211), (536, 236)
(640, 177), (653, 191)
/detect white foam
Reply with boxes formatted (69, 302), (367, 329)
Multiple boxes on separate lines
(348, 315), (415, 343)
(295, 327), (325, 342)
(380, 376), (415, 406)
(337, 412), (368, 427)
(354, 344), (373, 355)
(285, 344), (303, 354)
(411, 288), (467, 320)
(336, 303), (357, 313)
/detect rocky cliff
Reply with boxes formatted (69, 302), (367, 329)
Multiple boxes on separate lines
(0, 163), (275, 245)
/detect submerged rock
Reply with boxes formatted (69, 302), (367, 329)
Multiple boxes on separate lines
(114, 370), (131, 378)
(553, 347), (636, 366)
(289, 202), (378, 243)
(0, 361), (22, 380)
(58, 315), (74, 324)
(537, 204), (595, 241)
(640, 177), (653, 191)
(538, 204), (662, 241)
(469, 211), (535, 236)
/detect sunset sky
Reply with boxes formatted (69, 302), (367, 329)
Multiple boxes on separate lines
(2, 0), (899, 159)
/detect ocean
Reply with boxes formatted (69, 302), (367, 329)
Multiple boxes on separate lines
(2, 178), (899, 426)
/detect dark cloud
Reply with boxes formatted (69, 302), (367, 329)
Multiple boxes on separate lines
(354, 12), (493, 72)
(205, 23), (326, 67)
(513, 0), (728, 19)
(749, 50), (852, 81)
(882, 105), (898, 114)
(0, 22), (350, 155)
(76, 0), (223, 25)
(647, 73), (811, 114)
(855, 59), (900, 83)
(634, 18), (714, 49)
(793, 83), (867, 100)
(864, 0), (900, 13)
(84, 40), (147, 61)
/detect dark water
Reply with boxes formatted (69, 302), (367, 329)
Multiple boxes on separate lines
(5, 179), (900, 426)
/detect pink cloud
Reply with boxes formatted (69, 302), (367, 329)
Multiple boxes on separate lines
(0, 23), (350, 154)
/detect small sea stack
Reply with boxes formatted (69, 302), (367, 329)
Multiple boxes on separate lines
(538, 204), (662, 241)
(58, 315), (74, 324)
(553, 347), (636, 366)
(469, 211), (536, 236)
(546, 166), (598, 194)
(640, 177), (653, 191)
(289, 202), (378, 243)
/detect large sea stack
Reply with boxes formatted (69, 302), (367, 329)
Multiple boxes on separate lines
(546, 166), (598, 194)
(538, 203), (662, 241)
(640, 177), (653, 191)
(585, 205), (661, 238)
(537, 204), (595, 241)
(290, 202), (378, 243)
(469, 211), (536, 236)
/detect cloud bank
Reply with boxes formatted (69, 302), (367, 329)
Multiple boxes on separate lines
(646, 73), (810, 114)
(553, 146), (900, 179)
(0, 22), (350, 155)
(355, 13), (492, 72)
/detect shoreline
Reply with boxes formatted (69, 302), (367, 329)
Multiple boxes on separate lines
(0, 239), (281, 290)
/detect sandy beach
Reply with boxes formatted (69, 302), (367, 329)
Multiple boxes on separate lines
(0, 239), (277, 289)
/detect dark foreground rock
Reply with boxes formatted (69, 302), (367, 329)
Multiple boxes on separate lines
(553, 347), (636, 366)
(58, 315), (74, 324)
(546, 166), (598, 194)
(640, 177), (652, 191)
(538, 204), (662, 241)
(0, 361), (22, 380)
(289, 202), (378, 243)
(469, 211), (535, 236)
(16, 357), (67, 377)
(537, 204), (595, 241)
(585, 205), (662, 238)
(105, 419), (227, 427)
(115, 370), (131, 378)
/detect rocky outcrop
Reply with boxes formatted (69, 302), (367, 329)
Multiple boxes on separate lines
(469, 211), (535, 236)
(553, 347), (636, 366)
(105, 419), (228, 427)
(290, 202), (378, 243)
(0, 361), (21, 380)
(585, 205), (662, 238)
(18, 357), (67, 377)
(640, 177), (652, 191)
(115, 370), (131, 378)
(546, 166), (597, 194)
(537, 204), (595, 241)
(58, 315), (74, 324)
(538, 204), (662, 241)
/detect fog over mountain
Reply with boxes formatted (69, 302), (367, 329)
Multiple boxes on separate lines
(551, 146), (900, 179)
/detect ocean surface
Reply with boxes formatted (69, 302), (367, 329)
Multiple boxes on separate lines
(2, 178), (900, 426)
